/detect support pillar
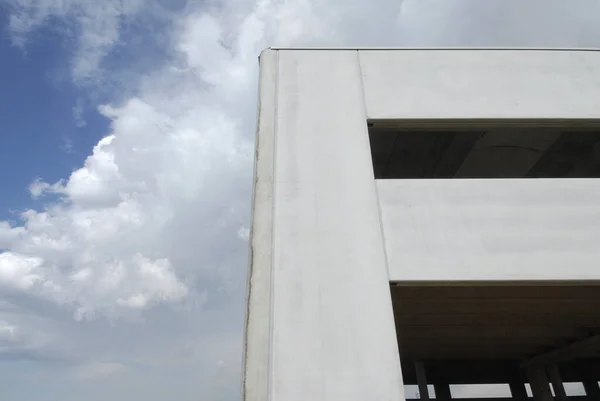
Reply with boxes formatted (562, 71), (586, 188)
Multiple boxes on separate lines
(527, 366), (553, 401)
(433, 381), (452, 401)
(414, 360), (430, 400)
(580, 366), (600, 399)
(546, 364), (567, 401)
(508, 371), (528, 401)
(583, 380), (600, 399)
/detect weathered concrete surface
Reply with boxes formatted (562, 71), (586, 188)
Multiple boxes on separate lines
(243, 48), (277, 401)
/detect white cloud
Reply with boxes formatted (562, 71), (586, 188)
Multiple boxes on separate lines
(61, 136), (76, 154)
(6, 0), (147, 82)
(28, 178), (65, 199)
(0, 2), (259, 326)
(0, 253), (43, 290)
(73, 99), (87, 128)
(237, 226), (249, 241)
(396, 0), (600, 47)
(0, 222), (25, 249)
(0, 320), (17, 338)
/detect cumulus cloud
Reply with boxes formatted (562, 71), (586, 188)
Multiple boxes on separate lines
(0, 253), (43, 290)
(1, 5), (260, 398)
(0, 85), (251, 320)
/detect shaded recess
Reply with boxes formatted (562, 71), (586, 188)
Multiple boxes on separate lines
(392, 283), (600, 388)
(368, 123), (600, 179)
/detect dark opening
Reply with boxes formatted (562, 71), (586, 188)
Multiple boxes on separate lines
(391, 283), (600, 399)
(368, 122), (600, 179)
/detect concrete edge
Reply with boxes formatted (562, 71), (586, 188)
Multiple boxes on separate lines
(242, 47), (278, 401)
(270, 46), (600, 52)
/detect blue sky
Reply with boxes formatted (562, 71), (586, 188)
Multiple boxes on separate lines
(0, 18), (108, 220)
(0, 0), (600, 400)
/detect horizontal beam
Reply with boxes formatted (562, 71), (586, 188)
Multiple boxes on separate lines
(521, 334), (600, 368)
(370, 118), (600, 130)
(401, 359), (600, 385)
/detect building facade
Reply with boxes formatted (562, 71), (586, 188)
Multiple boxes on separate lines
(243, 48), (600, 401)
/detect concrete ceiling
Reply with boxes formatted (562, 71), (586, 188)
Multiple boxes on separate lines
(392, 284), (600, 384)
(369, 128), (600, 178)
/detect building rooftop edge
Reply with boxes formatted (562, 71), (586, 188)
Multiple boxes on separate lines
(267, 46), (600, 52)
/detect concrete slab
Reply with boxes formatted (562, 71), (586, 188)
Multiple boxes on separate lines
(378, 179), (600, 282)
(359, 49), (600, 120)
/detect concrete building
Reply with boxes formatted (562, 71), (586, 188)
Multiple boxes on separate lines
(242, 48), (600, 401)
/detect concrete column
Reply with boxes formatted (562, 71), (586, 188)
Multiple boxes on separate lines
(583, 380), (600, 399)
(580, 364), (600, 399)
(508, 371), (528, 401)
(527, 366), (553, 401)
(546, 364), (567, 401)
(433, 382), (452, 401)
(414, 360), (430, 400)
(246, 49), (405, 401)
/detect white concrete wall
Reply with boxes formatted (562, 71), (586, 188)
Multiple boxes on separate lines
(243, 48), (277, 401)
(244, 48), (600, 401)
(378, 179), (600, 282)
(245, 49), (404, 401)
(359, 49), (600, 119)
(271, 49), (402, 401)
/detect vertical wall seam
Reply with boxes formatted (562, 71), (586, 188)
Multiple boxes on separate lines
(358, 51), (406, 398)
(356, 50), (393, 282)
(356, 50), (369, 122)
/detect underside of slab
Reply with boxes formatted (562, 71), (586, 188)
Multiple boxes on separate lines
(392, 283), (600, 363)
(369, 125), (600, 179)
(394, 283), (600, 401)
